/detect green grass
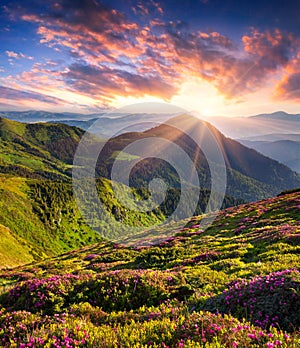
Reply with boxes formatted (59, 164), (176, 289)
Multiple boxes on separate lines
(0, 188), (298, 288)
(0, 171), (245, 268)
(0, 224), (34, 268)
(0, 117), (85, 179)
(0, 176), (103, 267)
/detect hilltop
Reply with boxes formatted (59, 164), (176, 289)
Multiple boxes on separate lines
(98, 114), (300, 201)
(0, 117), (86, 179)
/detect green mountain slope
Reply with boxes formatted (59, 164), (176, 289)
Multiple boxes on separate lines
(5, 187), (298, 278)
(95, 115), (300, 201)
(0, 176), (102, 267)
(0, 117), (85, 179)
(0, 224), (34, 268)
(0, 174), (244, 268)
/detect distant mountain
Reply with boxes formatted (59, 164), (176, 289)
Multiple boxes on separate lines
(0, 110), (97, 122)
(93, 114), (300, 202)
(208, 111), (300, 139)
(49, 112), (174, 137)
(3, 109), (300, 140)
(0, 110), (175, 138)
(252, 111), (300, 121)
(240, 133), (300, 142)
(286, 158), (300, 174)
(48, 117), (99, 130)
(239, 139), (300, 173)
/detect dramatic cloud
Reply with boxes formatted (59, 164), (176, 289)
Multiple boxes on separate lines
(20, 0), (141, 63)
(1, 0), (300, 109)
(273, 53), (300, 101)
(0, 86), (66, 106)
(63, 63), (176, 100)
(132, 1), (163, 16)
(0, 85), (100, 112)
(134, 26), (298, 98)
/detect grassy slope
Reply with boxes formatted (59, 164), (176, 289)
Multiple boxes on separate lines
(0, 189), (299, 347)
(0, 173), (248, 269)
(3, 188), (298, 281)
(0, 224), (34, 268)
(0, 175), (103, 267)
(0, 174), (173, 268)
(0, 117), (85, 179)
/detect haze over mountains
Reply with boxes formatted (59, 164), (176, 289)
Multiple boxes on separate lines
(2, 109), (299, 136)
(0, 110), (175, 138)
(1, 114), (300, 199)
(208, 111), (300, 138)
(1, 109), (300, 174)
(239, 139), (300, 173)
(203, 111), (300, 173)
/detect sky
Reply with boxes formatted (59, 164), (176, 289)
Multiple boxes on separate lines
(1, 0), (300, 116)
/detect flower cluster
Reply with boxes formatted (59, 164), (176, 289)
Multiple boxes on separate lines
(204, 269), (300, 330)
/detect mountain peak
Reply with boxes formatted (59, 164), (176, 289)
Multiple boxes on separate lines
(252, 111), (300, 121)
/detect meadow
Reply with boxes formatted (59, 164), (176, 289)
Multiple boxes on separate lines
(0, 189), (299, 347)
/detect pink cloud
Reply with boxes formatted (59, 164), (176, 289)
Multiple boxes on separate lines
(5, 50), (34, 60)
(3, 1), (300, 108)
(273, 53), (300, 101)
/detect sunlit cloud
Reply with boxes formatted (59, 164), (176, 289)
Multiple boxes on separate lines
(5, 50), (34, 60)
(0, 86), (66, 108)
(1, 0), (300, 113)
(273, 53), (300, 101)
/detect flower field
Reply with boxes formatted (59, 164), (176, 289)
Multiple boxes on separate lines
(0, 189), (300, 347)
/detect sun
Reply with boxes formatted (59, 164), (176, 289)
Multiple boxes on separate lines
(170, 78), (225, 116)
(201, 108), (213, 116)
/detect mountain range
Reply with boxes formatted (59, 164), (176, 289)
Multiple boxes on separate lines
(208, 111), (300, 139)
(0, 111), (300, 346)
(0, 114), (300, 266)
(2, 110), (300, 175)
(1, 115), (299, 201)
(3, 109), (299, 138)
(94, 114), (300, 201)
(239, 139), (300, 173)
(0, 110), (174, 138)
(206, 111), (300, 173)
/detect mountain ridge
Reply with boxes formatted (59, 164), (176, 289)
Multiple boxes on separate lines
(97, 114), (300, 201)
(1, 115), (300, 201)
